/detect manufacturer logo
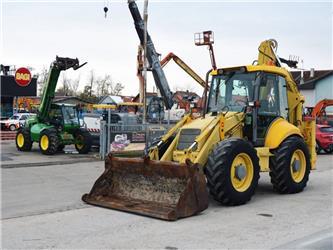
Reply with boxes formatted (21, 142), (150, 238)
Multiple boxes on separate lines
(15, 67), (32, 87)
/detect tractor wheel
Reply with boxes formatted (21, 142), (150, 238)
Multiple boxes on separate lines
(270, 136), (311, 194)
(39, 129), (59, 155)
(74, 129), (92, 154)
(16, 128), (33, 151)
(205, 138), (260, 205)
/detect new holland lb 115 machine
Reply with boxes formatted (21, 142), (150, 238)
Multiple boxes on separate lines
(82, 0), (316, 221)
(16, 56), (92, 155)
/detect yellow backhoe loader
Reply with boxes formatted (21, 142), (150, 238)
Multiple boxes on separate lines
(82, 38), (316, 221)
(83, 2), (316, 221)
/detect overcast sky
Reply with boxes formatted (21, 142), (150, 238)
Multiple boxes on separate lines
(1, 0), (332, 96)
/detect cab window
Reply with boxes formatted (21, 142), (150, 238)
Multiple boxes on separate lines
(258, 74), (279, 115)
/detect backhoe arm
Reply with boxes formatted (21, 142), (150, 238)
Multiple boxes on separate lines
(257, 39), (298, 68)
(38, 56), (86, 122)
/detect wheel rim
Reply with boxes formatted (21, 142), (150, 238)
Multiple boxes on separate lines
(230, 153), (254, 192)
(290, 149), (306, 183)
(10, 125), (15, 131)
(40, 135), (49, 151)
(17, 133), (24, 147)
(76, 135), (84, 150)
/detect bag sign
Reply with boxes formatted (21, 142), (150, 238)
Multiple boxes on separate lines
(15, 67), (32, 87)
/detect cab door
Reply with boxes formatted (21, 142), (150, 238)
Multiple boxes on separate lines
(255, 73), (289, 145)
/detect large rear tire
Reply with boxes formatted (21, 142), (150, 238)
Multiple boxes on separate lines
(205, 138), (260, 205)
(39, 129), (59, 155)
(269, 136), (311, 194)
(16, 128), (33, 151)
(74, 129), (92, 154)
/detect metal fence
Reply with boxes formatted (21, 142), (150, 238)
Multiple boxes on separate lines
(99, 121), (172, 159)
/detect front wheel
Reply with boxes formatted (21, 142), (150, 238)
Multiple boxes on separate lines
(205, 138), (260, 206)
(270, 136), (311, 194)
(16, 128), (33, 151)
(74, 129), (92, 154)
(39, 129), (59, 155)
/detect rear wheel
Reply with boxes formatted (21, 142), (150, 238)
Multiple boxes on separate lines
(16, 128), (32, 151)
(205, 138), (260, 205)
(270, 136), (310, 194)
(39, 129), (59, 155)
(75, 129), (92, 154)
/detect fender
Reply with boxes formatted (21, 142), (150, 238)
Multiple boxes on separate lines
(30, 123), (54, 142)
(265, 117), (303, 149)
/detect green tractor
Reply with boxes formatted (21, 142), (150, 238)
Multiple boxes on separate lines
(16, 56), (92, 155)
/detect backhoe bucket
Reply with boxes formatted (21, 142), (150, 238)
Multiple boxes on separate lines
(82, 154), (208, 221)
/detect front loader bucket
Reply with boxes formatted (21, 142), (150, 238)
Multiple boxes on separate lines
(82, 154), (208, 221)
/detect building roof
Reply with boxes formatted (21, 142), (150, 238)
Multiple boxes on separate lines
(17, 96), (94, 104)
(99, 95), (135, 104)
(291, 70), (333, 90)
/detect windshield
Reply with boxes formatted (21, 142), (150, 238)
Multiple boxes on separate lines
(320, 127), (333, 133)
(10, 115), (20, 120)
(63, 106), (79, 126)
(207, 72), (257, 112)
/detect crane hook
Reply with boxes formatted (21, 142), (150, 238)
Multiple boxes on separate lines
(103, 6), (109, 18)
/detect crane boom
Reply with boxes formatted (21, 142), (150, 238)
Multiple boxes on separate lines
(128, 0), (174, 109)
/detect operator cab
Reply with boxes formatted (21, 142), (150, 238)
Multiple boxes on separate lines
(48, 103), (81, 129)
(207, 67), (289, 146)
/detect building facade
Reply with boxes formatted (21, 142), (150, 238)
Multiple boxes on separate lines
(291, 70), (333, 107)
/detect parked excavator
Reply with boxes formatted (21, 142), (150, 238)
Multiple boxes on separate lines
(82, 0), (316, 221)
(16, 56), (92, 155)
(306, 99), (333, 126)
(304, 99), (333, 153)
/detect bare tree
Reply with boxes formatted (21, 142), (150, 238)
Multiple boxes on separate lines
(36, 67), (48, 96)
(56, 73), (80, 96)
(96, 74), (112, 97)
(111, 82), (124, 95)
(67, 75), (80, 95)
(88, 70), (95, 97)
